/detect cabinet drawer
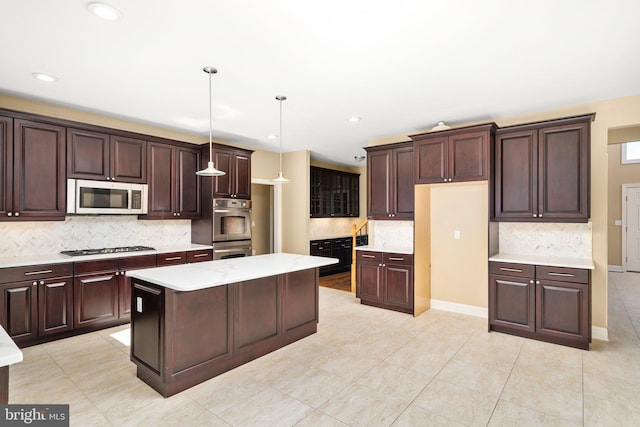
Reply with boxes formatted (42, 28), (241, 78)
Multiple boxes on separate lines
(187, 249), (213, 263)
(0, 263), (73, 284)
(74, 259), (119, 275)
(383, 253), (413, 265)
(119, 254), (157, 270)
(489, 262), (534, 278)
(536, 266), (589, 284)
(356, 251), (382, 263)
(157, 251), (187, 266)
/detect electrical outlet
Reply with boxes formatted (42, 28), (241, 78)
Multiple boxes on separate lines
(454, 230), (460, 240)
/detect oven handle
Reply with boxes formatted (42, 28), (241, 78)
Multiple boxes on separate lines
(214, 248), (251, 253)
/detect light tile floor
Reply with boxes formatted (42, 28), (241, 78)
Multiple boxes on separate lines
(9, 272), (640, 426)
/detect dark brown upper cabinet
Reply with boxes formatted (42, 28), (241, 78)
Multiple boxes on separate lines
(411, 123), (496, 185)
(67, 128), (147, 183)
(1, 117), (66, 221)
(493, 114), (594, 222)
(146, 142), (201, 219)
(206, 144), (252, 200)
(365, 142), (414, 220)
(310, 166), (359, 218)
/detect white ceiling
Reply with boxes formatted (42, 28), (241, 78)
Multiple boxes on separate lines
(1, 0), (639, 166)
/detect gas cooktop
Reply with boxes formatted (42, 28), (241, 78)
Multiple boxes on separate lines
(60, 246), (155, 257)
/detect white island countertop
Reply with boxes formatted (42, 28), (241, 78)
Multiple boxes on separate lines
(489, 253), (595, 270)
(0, 326), (23, 367)
(127, 253), (339, 291)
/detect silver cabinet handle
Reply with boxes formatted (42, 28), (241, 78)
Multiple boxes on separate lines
(500, 267), (522, 273)
(361, 254), (375, 258)
(163, 256), (182, 261)
(388, 257), (405, 261)
(547, 272), (575, 277)
(25, 269), (53, 276)
(193, 253), (209, 258)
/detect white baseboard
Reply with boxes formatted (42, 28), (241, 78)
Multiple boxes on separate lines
(592, 326), (609, 341)
(608, 265), (624, 272)
(430, 299), (488, 318)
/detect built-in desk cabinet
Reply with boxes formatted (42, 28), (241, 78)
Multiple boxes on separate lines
(365, 142), (414, 220)
(492, 114), (593, 222)
(411, 123), (496, 185)
(356, 250), (414, 314)
(489, 261), (591, 349)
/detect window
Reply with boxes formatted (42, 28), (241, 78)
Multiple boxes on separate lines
(622, 141), (640, 164)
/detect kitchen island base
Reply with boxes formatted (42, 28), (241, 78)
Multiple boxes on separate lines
(130, 268), (319, 397)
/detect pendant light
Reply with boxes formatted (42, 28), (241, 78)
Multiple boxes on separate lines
(272, 95), (290, 183)
(196, 66), (226, 177)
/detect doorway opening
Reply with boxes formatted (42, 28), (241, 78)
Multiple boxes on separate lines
(622, 183), (640, 272)
(251, 182), (274, 255)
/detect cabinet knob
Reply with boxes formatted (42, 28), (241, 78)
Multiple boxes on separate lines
(115, 271), (119, 276)
(536, 280), (540, 285)
(443, 178), (447, 182)
(106, 177), (111, 181)
(39, 280), (44, 285)
(533, 214), (538, 218)
(177, 213), (181, 216)
(32, 281), (37, 286)
(539, 213), (543, 218)
(14, 212), (19, 216)
(7, 212), (11, 217)
(530, 280), (534, 284)
(448, 178), (452, 182)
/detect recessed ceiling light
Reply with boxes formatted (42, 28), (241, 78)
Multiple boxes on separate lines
(86, 2), (122, 21)
(267, 134), (277, 140)
(348, 116), (362, 123)
(32, 72), (59, 82)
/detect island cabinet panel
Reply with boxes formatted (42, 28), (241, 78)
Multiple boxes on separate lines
(129, 267), (320, 397)
(282, 268), (318, 332)
(132, 283), (163, 373)
(235, 276), (279, 350)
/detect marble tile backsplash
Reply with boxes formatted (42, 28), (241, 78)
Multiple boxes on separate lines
(309, 218), (364, 239)
(0, 216), (191, 257)
(370, 220), (414, 252)
(499, 222), (592, 259)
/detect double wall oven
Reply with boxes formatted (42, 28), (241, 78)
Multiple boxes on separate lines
(211, 198), (252, 259)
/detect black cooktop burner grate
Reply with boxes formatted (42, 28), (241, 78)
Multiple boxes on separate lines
(60, 246), (155, 257)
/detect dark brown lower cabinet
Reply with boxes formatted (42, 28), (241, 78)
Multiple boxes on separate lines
(0, 263), (73, 346)
(74, 259), (120, 329)
(118, 254), (158, 320)
(356, 250), (414, 314)
(489, 261), (591, 349)
(130, 267), (318, 397)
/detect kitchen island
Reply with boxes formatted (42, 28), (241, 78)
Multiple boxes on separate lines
(126, 253), (337, 397)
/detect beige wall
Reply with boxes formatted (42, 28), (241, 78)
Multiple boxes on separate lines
(608, 142), (640, 266)
(281, 150), (311, 254)
(368, 93), (640, 331)
(430, 182), (489, 308)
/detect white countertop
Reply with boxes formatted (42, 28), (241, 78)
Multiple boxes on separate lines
(0, 326), (23, 367)
(355, 245), (414, 255)
(0, 244), (213, 269)
(127, 252), (339, 291)
(489, 253), (595, 270)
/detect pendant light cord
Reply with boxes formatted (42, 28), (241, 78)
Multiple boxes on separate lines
(279, 97), (283, 174)
(208, 69), (213, 165)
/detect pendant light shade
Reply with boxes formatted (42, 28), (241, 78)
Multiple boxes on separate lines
(272, 95), (290, 183)
(196, 66), (226, 177)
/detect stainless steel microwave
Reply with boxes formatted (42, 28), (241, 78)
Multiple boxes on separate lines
(67, 179), (148, 215)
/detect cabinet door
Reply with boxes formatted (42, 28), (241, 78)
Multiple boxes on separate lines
(66, 128), (110, 180)
(493, 130), (537, 220)
(233, 151), (251, 199)
(212, 149), (233, 198)
(449, 130), (488, 182)
(356, 260), (383, 302)
(147, 142), (176, 218)
(384, 261), (413, 309)
(414, 136), (447, 184)
(1, 281), (38, 342)
(0, 116), (12, 218)
(13, 119), (66, 220)
(310, 168), (321, 217)
(538, 122), (589, 221)
(536, 280), (589, 344)
(111, 136), (146, 183)
(489, 274), (535, 333)
(176, 147), (201, 218)
(367, 149), (391, 219)
(39, 277), (73, 336)
(393, 146), (414, 219)
(74, 272), (119, 328)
